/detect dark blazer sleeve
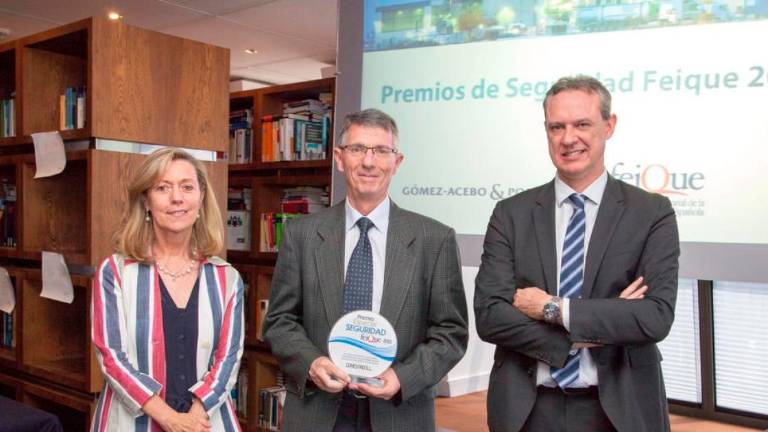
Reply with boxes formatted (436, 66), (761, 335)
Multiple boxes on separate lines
(392, 228), (469, 401)
(262, 221), (323, 398)
(569, 194), (679, 345)
(474, 201), (572, 368)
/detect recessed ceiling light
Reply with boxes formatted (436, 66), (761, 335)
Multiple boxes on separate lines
(245, 49), (258, 54)
(108, 12), (122, 20)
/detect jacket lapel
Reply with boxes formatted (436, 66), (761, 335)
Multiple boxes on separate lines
(582, 176), (625, 299)
(315, 203), (346, 327)
(379, 203), (416, 328)
(533, 181), (558, 295)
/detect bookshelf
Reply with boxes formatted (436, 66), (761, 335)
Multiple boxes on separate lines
(2, 17), (228, 150)
(0, 16), (230, 431)
(228, 77), (335, 430)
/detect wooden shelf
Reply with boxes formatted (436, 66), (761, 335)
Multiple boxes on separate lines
(22, 27), (88, 137)
(20, 152), (89, 264)
(230, 158), (332, 172)
(21, 381), (95, 432)
(6, 16), (228, 150)
(0, 346), (15, 363)
(20, 271), (100, 393)
(0, 370), (21, 399)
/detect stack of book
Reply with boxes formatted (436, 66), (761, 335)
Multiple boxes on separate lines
(229, 108), (253, 164)
(260, 98), (332, 162)
(259, 187), (329, 252)
(281, 187), (329, 214)
(227, 188), (252, 251)
(0, 311), (14, 350)
(0, 93), (14, 138)
(59, 86), (86, 130)
(259, 372), (286, 431)
(0, 181), (16, 248)
(231, 367), (249, 419)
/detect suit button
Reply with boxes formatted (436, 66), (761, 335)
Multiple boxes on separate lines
(526, 368), (534, 376)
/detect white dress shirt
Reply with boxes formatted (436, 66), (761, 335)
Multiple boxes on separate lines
(536, 170), (608, 387)
(343, 198), (390, 314)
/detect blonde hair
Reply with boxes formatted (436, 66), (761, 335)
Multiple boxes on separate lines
(114, 147), (224, 262)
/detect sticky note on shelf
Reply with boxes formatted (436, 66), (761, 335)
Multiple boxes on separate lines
(0, 267), (15, 313)
(41, 251), (74, 304)
(31, 131), (67, 178)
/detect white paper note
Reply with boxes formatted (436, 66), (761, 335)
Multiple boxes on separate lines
(41, 251), (74, 304)
(31, 131), (67, 178)
(0, 267), (15, 313)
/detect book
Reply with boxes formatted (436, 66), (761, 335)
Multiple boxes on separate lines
(226, 210), (250, 251)
(256, 299), (269, 341)
(76, 87), (86, 129)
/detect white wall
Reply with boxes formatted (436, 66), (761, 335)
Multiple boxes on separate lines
(438, 266), (495, 397)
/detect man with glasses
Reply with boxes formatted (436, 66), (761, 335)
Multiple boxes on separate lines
(474, 76), (679, 432)
(264, 108), (468, 432)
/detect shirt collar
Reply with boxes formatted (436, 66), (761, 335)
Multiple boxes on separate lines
(345, 197), (390, 234)
(554, 170), (608, 207)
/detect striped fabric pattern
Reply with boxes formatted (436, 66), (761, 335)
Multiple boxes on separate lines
(91, 254), (244, 432)
(551, 194), (586, 388)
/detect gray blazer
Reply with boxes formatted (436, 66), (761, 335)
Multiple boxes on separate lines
(475, 176), (679, 432)
(263, 201), (468, 432)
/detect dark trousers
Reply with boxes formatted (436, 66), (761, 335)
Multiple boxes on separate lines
(333, 392), (372, 432)
(520, 387), (616, 432)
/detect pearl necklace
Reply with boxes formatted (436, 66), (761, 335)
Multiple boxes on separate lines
(157, 260), (197, 281)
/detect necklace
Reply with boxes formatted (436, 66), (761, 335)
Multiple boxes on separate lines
(156, 260), (197, 281)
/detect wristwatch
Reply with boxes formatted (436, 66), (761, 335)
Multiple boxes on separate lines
(542, 296), (562, 325)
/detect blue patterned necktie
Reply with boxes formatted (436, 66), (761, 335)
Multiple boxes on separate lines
(551, 193), (586, 388)
(343, 217), (374, 313)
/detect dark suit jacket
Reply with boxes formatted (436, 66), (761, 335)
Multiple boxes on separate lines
(474, 175), (679, 432)
(263, 201), (469, 432)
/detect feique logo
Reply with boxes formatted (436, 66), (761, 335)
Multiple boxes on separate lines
(611, 163), (705, 196)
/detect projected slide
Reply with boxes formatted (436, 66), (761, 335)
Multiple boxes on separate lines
(361, 0), (768, 244)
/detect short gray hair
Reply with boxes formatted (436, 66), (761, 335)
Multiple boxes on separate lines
(338, 108), (399, 148)
(543, 75), (612, 120)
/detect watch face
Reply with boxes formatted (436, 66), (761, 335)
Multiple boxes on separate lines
(543, 300), (560, 323)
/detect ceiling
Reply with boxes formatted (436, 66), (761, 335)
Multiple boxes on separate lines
(0, 0), (339, 87)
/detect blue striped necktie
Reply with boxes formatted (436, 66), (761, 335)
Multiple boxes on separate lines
(343, 217), (374, 313)
(551, 193), (586, 388)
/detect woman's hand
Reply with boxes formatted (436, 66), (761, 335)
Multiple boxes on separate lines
(159, 412), (211, 432)
(143, 395), (211, 432)
(188, 398), (210, 426)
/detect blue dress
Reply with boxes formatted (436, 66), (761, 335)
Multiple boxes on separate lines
(159, 276), (199, 413)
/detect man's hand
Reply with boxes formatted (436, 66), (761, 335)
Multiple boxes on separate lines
(513, 287), (551, 321)
(620, 276), (647, 299)
(572, 277), (648, 349)
(349, 368), (401, 400)
(308, 356), (350, 393)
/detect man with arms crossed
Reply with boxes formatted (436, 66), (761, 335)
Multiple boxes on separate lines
(475, 75), (679, 432)
(264, 108), (468, 432)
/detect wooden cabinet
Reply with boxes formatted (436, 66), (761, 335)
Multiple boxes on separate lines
(2, 16), (228, 151)
(0, 16), (230, 431)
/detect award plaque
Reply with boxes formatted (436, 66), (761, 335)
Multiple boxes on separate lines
(328, 310), (397, 387)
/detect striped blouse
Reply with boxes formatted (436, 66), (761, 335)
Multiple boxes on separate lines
(90, 254), (244, 432)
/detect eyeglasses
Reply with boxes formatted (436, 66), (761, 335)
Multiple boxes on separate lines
(339, 144), (398, 158)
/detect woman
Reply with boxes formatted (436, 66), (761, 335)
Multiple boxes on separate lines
(91, 147), (244, 432)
